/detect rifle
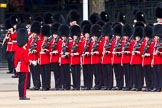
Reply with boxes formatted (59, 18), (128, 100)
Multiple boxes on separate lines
(114, 36), (123, 52)
(155, 39), (162, 55)
(62, 38), (69, 56)
(29, 37), (39, 53)
(142, 39), (152, 55)
(133, 37), (144, 52)
(72, 37), (80, 53)
(104, 36), (114, 50)
(92, 36), (102, 52)
(42, 36), (53, 52)
(123, 34), (133, 51)
(83, 38), (92, 54)
(51, 36), (60, 52)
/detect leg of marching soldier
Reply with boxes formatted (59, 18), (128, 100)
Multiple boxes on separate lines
(107, 64), (113, 89)
(45, 64), (51, 90)
(7, 52), (13, 73)
(65, 64), (71, 90)
(40, 65), (46, 90)
(144, 65), (152, 90)
(135, 65), (142, 91)
(103, 64), (108, 89)
(52, 62), (61, 89)
(152, 65), (161, 91)
(71, 65), (76, 89)
(75, 64), (80, 90)
(83, 65), (88, 89)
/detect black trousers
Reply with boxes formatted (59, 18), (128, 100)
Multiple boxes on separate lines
(30, 65), (41, 88)
(18, 72), (29, 98)
(92, 63), (102, 89)
(102, 64), (113, 89)
(132, 65), (143, 89)
(51, 62), (62, 89)
(7, 52), (16, 74)
(123, 64), (133, 88)
(143, 65), (152, 89)
(153, 65), (162, 89)
(113, 64), (124, 88)
(71, 64), (80, 89)
(61, 64), (71, 90)
(40, 64), (51, 89)
(82, 64), (93, 89)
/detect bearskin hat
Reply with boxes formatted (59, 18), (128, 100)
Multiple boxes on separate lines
(41, 24), (51, 37)
(90, 24), (102, 37)
(82, 24), (91, 36)
(116, 12), (126, 24)
(70, 25), (81, 37)
(89, 13), (101, 24)
(100, 11), (110, 22)
(122, 24), (133, 37)
(10, 15), (21, 26)
(44, 12), (53, 24)
(134, 26), (144, 38)
(17, 28), (28, 47)
(67, 10), (80, 23)
(51, 23), (60, 35)
(113, 23), (123, 36)
(102, 22), (112, 37)
(144, 25), (153, 38)
(53, 13), (65, 24)
(80, 20), (91, 29)
(31, 21), (41, 34)
(58, 24), (69, 37)
(154, 24), (162, 38)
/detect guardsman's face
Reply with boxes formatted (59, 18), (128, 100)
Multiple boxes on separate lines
(73, 35), (78, 40)
(85, 33), (90, 39)
(44, 36), (48, 41)
(70, 21), (77, 26)
(53, 34), (57, 39)
(105, 36), (109, 41)
(93, 36), (98, 41)
(154, 36), (159, 42)
(135, 36), (140, 41)
(145, 37), (149, 41)
(115, 35), (120, 40)
(62, 36), (66, 41)
(123, 36), (128, 40)
(33, 33), (37, 38)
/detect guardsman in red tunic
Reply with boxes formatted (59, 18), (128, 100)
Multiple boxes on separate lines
(90, 24), (102, 90)
(38, 25), (51, 91)
(69, 25), (82, 90)
(130, 26), (144, 91)
(121, 24), (133, 91)
(112, 23), (123, 90)
(59, 24), (71, 90)
(3, 19), (14, 74)
(150, 24), (162, 92)
(101, 23), (113, 90)
(14, 28), (31, 100)
(49, 23), (62, 90)
(28, 21), (41, 90)
(141, 25), (153, 91)
(9, 15), (20, 78)
(81, 24), (93, 90)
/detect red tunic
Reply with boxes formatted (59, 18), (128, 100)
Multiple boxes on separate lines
(90, 41), (102, 64)
(10, 32), (18, 52)
(69, 40), (81, 65)
(49, 38), (62, 63)
(130, 40), (143, 65)
(81, 40), (91, 65)
(14, 47), (30, 72)
(101, 40), (112, 64)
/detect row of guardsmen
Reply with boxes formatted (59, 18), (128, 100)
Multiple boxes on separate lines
(3, 3), (162, 98)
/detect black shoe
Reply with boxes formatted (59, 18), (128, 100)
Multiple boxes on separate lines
(131, 88), (137, 91)
(143, 88), (151, 92)
(151, 88), (161, 92)
(107, 88), (112, 90)
(136, 88), (141, 91)
(41, 88), (49, 91)
(123, 88), (131, 91)
(7, 72), (13, 74)
(30, 87), (40, 90)
(19, 97), (30, 100)
(11, 75), (18, 78)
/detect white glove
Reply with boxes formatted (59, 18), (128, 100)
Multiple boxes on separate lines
(32, 61), (37, 66)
